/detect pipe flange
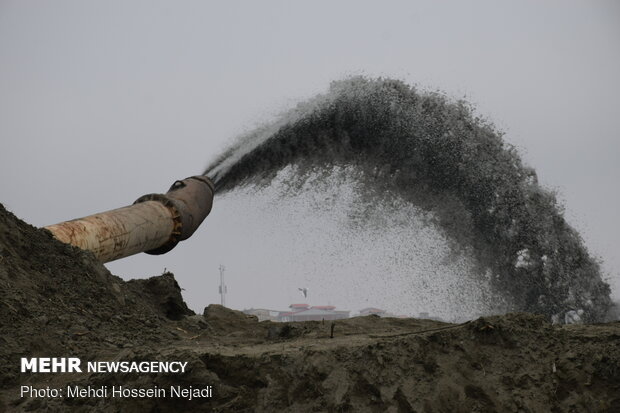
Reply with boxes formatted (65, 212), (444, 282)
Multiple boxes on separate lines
(134, 193), (183, 255)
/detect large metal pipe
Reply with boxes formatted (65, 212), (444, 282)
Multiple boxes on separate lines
(44, 176), (214, 263)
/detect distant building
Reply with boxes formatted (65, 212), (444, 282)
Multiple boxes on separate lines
(310, 305), (336, 311)
(245, 304), (350, 322)
(279, 305), (349, 322)
(243, 308), (281, 322)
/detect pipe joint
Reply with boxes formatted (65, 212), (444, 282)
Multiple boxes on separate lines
(44, 175), (214, 262)
(135, 175), (214, 255)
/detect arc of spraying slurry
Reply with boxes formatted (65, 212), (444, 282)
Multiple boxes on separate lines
(201, 76), (612, 322)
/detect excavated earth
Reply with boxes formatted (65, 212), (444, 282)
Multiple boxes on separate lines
(0, 203), (619, 413)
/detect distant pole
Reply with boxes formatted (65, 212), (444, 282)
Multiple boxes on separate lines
(218, 265), (227, 307)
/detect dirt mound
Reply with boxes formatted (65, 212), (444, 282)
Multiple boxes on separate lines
(1, 203), (619, 412)
(0, 204), (188, 387)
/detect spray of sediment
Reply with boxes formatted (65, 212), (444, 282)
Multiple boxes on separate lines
(204, 77), (612, 322)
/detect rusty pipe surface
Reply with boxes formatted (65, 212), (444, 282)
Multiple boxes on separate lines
(44, 176), (214, 263)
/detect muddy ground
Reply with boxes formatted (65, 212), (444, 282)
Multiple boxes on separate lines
(0, 203), (619, 412)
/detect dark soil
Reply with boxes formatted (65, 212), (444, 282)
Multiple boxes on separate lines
(0, 203), (619, 412)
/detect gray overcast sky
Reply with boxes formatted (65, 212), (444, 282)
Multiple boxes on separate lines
(1, 1), (619, 313)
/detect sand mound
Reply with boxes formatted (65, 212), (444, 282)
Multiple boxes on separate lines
(0, 204), (190, 387)
(0, 203), (619, 412)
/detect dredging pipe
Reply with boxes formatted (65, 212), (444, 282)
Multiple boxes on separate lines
(44, 175), (214, 263)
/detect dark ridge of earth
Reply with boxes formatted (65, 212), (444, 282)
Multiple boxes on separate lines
(0, 202), (619, 413)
